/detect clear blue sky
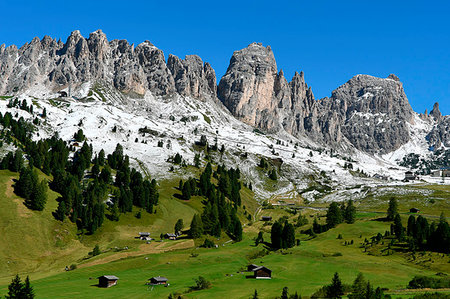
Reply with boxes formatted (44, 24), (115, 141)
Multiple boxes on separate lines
(1, 0), (449, 115)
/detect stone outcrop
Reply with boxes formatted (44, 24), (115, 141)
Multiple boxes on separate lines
(429, 102), (442, 121)
(0, 30), (214, 99)
(427, 115), (450, 149)
(218, 42), (315, 134)
(1, 33), (445, 155)
(321, 74), (414, 153)
(167, 54), (216, 99)
(218, 43), (415, 154)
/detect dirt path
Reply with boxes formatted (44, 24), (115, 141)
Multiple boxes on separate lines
(5, 177), (32, 218)
(78, 239), (195, 269)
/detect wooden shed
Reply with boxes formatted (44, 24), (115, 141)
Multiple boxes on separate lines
(252, 266), (272, 279)
(149, 276), (168, 285)
(164, 233), (177, 240)
(98, 275), (119, 288)
(410, 208), (420, 213)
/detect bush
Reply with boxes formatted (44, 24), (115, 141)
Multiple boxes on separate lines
(192, 276), (211, 290)
(408, 276), (450, 289)
(201, 238), (215, 248)
(92, 245), (101, 256)
(69, 264), (77, 271)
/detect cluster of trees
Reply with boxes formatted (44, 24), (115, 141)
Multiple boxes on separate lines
(0, 150), (25, 172)
(347, 273), (390, 299)
(387, 198), (449, 253)
(0, 107), (159, 234)
(7, 98), (34, 115)
(271, 219), (296, 249)
(0, 112), (34, 148)
(311, 272), (390, 299)
(73, 129), (85, 142)
(251, 287), (300, 299)
(181, 163), (242, 206)
(408, 276), (450, 289)
(311, 200), (356, 234)
(406, 214), (450, 253)
(15, 166), (48, 211)
(258, 158), (278, 180)
(5, 274), (34, 299)
(188, 163), (243, 241)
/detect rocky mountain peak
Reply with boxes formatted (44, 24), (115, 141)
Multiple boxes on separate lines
(167, 54), (217, 100)
(387, 73), (400, 81)
(430, 102), (442, 121)
(0, 30), (216, 99)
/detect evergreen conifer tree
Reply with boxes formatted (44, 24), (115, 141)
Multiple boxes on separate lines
(327, 272), (344, 299)
(387, 197), (398, 221)
(189, 214), (203, 238)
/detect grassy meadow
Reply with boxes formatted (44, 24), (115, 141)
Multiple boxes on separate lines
(0, 168), (448, 298)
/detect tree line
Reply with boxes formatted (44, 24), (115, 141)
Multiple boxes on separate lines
(0, 110), (159, 234)
(187, 162), (243, 241)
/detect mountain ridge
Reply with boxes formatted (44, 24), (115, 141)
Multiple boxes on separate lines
(0, 30), (448, 156)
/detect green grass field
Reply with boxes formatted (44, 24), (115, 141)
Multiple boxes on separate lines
(4, 219), (446, 299)
(0, 169), (448, 298)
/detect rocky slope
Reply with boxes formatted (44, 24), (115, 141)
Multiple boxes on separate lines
(218, 43), (416, 154)
(1, 30), (448, 157)
(0, 30), (216, 100)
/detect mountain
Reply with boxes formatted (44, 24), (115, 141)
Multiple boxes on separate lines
(217, 43), (416, 154)
(0, 29), (215, 100)
(0, 30), (448, 182)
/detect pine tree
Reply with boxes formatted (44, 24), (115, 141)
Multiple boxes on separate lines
(189, 214), (203, 238)
(327, 272), (344, 299)
(269, 169), (277, 180)
(387, 197), (398, 221)
(55, 201), (66, 221)
(6, 274), (23, 299)
(393, 213), (404, 240)
(255, 231), (264, 245)
(22, 276), (34, 299)
(271, 221), (283, 249)
(281, 286), (289, 299)
(92, 245), (101, 256)
(98, 149), (105, 166)
(344, 200), (356, 224)
(175, 219), (184, 235)
(252, 289), (259, 299)
(281, 221), (295, 249)
(407, 215), (416, 237)
(326, 202), (343, 228)
(232, 218), (243, 241)
(349, 272), (366, 299)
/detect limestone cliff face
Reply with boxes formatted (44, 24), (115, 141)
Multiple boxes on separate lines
(320, 74), (415, 153)
(218, 43), (315, 134)
(427, 103), (449, 149)
(167, 54), (217, 100)
(218, 43), (279, 129)
(0, 33), (441, 155)
(0, 30), (214, 99)
(218, 43), (415, 154)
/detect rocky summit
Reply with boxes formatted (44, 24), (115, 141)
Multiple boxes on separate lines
(0, 30), (448, 156)
(0, 30), (215, 100)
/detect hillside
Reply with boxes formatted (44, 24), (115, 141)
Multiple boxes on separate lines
(0, 29), (449, 299)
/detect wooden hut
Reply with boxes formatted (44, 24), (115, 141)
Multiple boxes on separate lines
(252, 266), (272, 279)
(164, 233), (177, 240)
(149, 276), (168, 285)
(98, 275), (119, 288)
